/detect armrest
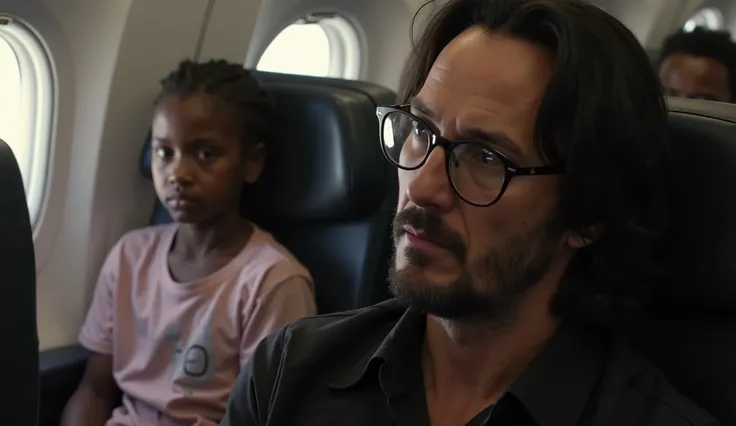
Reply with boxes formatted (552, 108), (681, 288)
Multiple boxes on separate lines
(39, 345), (88, 394)
(39, 345), (89, 426)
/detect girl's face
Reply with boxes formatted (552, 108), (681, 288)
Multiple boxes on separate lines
(151, 92), (264, 224)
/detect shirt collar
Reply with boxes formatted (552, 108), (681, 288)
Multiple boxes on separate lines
(327, 302), (605, 426)
(327, 302), (424, 392)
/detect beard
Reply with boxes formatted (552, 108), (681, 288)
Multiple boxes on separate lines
(389, 206), (564, 324)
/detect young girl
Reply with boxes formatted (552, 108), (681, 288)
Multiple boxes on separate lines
(61, 59), (317, 426)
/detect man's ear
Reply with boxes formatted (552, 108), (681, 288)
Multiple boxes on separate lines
(243, 142), (266, 184)
(566, 224), (606, 249)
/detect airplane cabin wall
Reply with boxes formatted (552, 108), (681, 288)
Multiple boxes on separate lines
(198, 0), (265, 62)
(609, 0), (736, 52)
(6, 0), (134, 351)
(641, 0), (709, 50)
(597, 0), (706, 48)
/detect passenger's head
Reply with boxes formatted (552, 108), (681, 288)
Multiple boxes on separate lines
(151, 59), (271, 224)
(384, 0), (669, 328)
(659, 28), (736, 102)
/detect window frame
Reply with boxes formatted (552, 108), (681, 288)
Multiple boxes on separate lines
(317, 14), (361, 80)
(0, 14), (55, 229)
(256, 13), (362, 80)
(683, 7), (724, 32)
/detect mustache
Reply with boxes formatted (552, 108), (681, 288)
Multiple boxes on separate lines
(393, 207), (467, 262)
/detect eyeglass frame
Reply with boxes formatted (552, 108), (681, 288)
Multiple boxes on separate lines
(376, 104), (564, 207)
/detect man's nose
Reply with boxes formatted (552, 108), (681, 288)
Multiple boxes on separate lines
(405, 148), (455, 213)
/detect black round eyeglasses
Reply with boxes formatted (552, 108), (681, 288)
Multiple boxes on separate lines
(376, 105), (563, 207)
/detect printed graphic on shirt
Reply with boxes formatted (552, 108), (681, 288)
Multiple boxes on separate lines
(167, 312), (215, 388)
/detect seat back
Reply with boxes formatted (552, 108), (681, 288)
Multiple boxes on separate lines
(634, 98), (736, 425)
(0, 139), (39, 425)
(141, 72), (398, 314)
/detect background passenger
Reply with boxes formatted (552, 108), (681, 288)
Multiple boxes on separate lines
(60, 59), (316, 426)
(659, 27), (736, 102)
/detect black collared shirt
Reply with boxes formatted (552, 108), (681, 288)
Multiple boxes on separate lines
(221, 299), (719, 426)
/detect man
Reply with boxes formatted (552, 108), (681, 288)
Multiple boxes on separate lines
(659, 27), (736, 102)
(221, 0), (720, 425)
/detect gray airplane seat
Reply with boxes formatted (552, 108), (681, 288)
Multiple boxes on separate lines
(0, 138), (39, 425)
(634, 97), (736, 425)
(141, 71), (398, 314)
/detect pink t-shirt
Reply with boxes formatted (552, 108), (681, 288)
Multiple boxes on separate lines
(79, 223), (316, 426)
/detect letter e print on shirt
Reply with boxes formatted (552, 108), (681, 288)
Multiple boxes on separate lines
(170, 312), (215, 387)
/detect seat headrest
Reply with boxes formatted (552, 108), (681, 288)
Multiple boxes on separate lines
(141, 71), (392, 221)
(660, 97), (736, 314)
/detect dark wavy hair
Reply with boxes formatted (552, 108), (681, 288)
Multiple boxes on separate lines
(400, 0), (670, 329)
(155, 59), (274, 148)
(660, 27), (736, 101)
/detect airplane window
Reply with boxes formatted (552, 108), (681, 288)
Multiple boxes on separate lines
(258, 22), (330, 77)
(257, 15), (361, 80)
(0, 38), (22, 164)
(0, 16), (54, 228)
(683, 8), (723, 32)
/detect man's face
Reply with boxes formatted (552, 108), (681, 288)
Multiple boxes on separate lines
(389, 27), (575, 322)
(659, 52), (731, 102)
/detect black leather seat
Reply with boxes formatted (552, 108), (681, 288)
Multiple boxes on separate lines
(0, 139), (39, 425)
(140, 71), (398, 314)
(634, 97), (736, 425)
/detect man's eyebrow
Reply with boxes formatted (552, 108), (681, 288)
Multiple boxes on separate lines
(410, 97), (522, 156)
(463, 128), (521, 156)
(409, 97), (435, 119)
